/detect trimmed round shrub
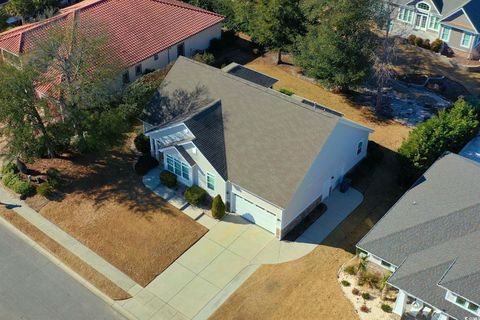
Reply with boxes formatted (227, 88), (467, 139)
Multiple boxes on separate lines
(423, 39), (431, 50)
(381, 304), (392, 313)
(360, 304), (370, 313)
(1, 162), (18, 175)
(134, 155), (159, 175)
(211, 195), (226, 220)
(431, 38), (443, 52)
(12, 179), (35, 197)
(159, 170), (177, 188)
(2, 172), (18, 188)
(407, 34), (416, 45)
(37, 182), (54, 197)
(352, 288), (360, 295)
(362, 292), (371, 300)
(184, 186), (207, 206)
(414, 37), (424, 47)
(46, 168), (62, 189)
(341, 280), (351, 287)
(134, 134), (151, 154)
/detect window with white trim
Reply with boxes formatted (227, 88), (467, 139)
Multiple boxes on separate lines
(428, 16), (440, 31)
(461, 32), (473, 48)
(206, 173), (215, 190)
(416, 2), (430, 11)
(440, 27), (451, 41)
(398, 8), (414, 23)
(166, 154), (190, 180)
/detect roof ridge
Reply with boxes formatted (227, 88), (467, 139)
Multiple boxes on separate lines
(176, 56), (341, 120)
(152, 0), (224, 17)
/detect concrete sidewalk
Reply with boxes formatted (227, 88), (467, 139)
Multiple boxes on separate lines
(0, 188), (142, 295)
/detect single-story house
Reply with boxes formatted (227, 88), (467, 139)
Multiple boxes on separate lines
(357, 153), (480, 320)
(141, 57), (373, 238)
(0, 0), (224, 93)
(388, 0), (480, 59)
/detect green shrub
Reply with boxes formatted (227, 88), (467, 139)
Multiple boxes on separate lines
(159, 170), (177, 188)
(344, 265), (357, 275)
(134, 134), (151, 154)
(134, 155), (159, 175)
(46, 168), (62, 189)
(279, 88), (294, 96)
(423, 39), (431, 50)
(381, 304), (392, 313)
(184, 186), (207, 206)
(1, 162), (18, 175)
(407, 34), (416, 45)
(37, 182), (54, 197)
(211, 195), (226, 219)
(192, 52), (216, 66)
(2, 172), (17, 188)
(361, 292), (371, 300)
(399, 98), (479, 170)
(414, 37), (424, 47)
(431, 39), (443, 52)
(341, 280), (351, 287)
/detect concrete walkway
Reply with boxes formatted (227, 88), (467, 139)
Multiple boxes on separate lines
(0, 188), (142, 295)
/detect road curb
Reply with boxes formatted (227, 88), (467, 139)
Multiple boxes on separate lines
(0, 214), (137, 320)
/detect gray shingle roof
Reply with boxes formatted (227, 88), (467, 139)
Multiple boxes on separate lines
(357, 153), (480, 316)
(144, 57), (342, 208)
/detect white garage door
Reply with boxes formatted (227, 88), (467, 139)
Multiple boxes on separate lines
(234, 194), (277, 234)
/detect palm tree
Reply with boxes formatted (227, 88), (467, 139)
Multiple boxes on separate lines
(379, 272), (392, 300)
(358, 255), (368, 275)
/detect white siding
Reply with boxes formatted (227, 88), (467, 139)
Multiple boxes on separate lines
(182, 142), (227, 200)
(282, 120), (371, 228)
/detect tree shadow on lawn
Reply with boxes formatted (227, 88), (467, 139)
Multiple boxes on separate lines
(57, 150), (177, 218)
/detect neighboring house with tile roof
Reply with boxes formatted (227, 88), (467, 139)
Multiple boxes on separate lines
(0, 0), (224, 94)
(141, 57), (374, 238)
(357, 153), (480, 320)
(388, 0), (480, 59)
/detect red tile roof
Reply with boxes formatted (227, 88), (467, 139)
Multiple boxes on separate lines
(0, 0), (224, 68)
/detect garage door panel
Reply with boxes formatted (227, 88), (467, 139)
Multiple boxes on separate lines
(234, 195), (276, 234)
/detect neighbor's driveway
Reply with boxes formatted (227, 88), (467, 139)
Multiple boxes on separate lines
(118, 188), (363, 320)
(0, 222), (124, 320)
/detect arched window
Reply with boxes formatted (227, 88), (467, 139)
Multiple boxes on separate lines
(417, 2), (430, 11)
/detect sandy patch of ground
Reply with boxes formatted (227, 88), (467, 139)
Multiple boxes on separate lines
(26, 142), (207, 287)
(0, 207), (130, 300)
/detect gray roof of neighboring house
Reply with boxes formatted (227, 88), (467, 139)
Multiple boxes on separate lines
(459, 134), (480, 163)
(143, 57), (344, 208)
(357, 153), (480, 316)
(222, 63), (278, 88)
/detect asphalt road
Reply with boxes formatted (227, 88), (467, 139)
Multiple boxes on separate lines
(0, 221), (125, 320)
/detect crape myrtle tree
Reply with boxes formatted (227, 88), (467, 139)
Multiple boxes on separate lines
(294, 0), (378, 91)
(0, 22), (130, 161)
(250, 0), (306, 64)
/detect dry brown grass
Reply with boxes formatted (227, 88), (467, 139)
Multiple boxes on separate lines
(0, 207), (130, 300)
(211, 246), (357, 320)
(246, 58), (411, 151)
(28, 142), (207, 287)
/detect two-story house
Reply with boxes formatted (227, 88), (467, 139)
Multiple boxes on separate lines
(389, 0), (480, 59)
(357, 153), (480, 320)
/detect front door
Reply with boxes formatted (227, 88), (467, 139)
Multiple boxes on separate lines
(414, 14), (427, 30)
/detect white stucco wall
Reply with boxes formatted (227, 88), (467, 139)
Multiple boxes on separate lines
(282, 120), (371, 229)
(125, 22), (222, 82)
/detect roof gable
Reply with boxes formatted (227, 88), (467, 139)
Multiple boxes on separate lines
(441, 7), (478, 33)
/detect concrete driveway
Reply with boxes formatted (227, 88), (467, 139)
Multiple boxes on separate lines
(0, 222), (124, 320)
(118, 188), (363, 320)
